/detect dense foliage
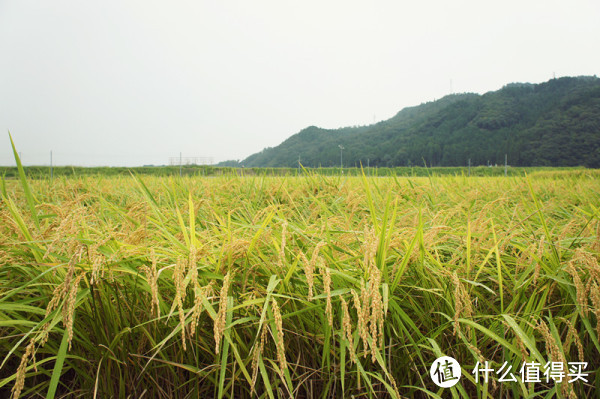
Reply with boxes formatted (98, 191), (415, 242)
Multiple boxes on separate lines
(1, 166), (599, 398)
(237, 76), (600, 168)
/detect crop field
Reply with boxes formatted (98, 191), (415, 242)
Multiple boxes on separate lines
(1, 166), (599, 398)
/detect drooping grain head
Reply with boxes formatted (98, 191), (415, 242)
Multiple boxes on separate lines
(573, 248), (600, 283)
(88, 239), (108, 285)
(214, 272), (232, 354)
(352, 288), (369, 358)
(142, 249), (161, 318)
(224, 238), (250, 262)
(250, 325), (268, 395)
(172, 256), (188, 350)
(340, 296), (357, 363)
(537, 320), (573, 398)
(367, 267), (384, 354)
(563, 318), (585, 364)
(451, 271), (463, 337)
(271, 298), (287, 375)
(323, 267), (333, 327)
(566, 260), (587, 317)
(363, 226), (378, 271)
(188, 246), (198, 288)
(189, 281), (214, 337)
(63, 274), (84, 350)
(305, 241), (326, 300)
(590, 282), (600, 341)
(11, 340), (35, 399)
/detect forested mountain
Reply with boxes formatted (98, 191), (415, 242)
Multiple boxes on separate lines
(232, 76), (600, 168)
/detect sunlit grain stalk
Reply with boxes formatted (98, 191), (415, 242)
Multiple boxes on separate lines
(340, 296), (357, 363)
(533, 235), (545, 286)
(64, 274), (84, 350)
(88, 238), (110, 285)
(11, 340), (35, 399)
(189, 281), (214, 336)
(567, 260), (587, 317)
(250, 324), (268, 395)
(305, 241), (326, 300)
(451, 271), (473, 339)
(367, 266), (384, 356)
(271, 298), (287, 376)
(563, 318), (585, 363)
(299, 251), (312, 299)
(142, 249), (161, 318)
(39, 248), (84, 348)
(214, 271), (232, 354)
(590, 281), (600, 339)
(173, 256), (188, 350)
(451, 271), (463, 337)
(574, 248), (600, 283)
(323, 266), (333, 327)
(537, 320), (573, 398)
(352, 288), (369, 358)
(466, 340), (485, 364)
(1, 208), (24, 240)
(363, 226), (378, 270)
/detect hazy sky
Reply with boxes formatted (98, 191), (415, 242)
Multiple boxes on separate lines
(1, 0), (599, 166)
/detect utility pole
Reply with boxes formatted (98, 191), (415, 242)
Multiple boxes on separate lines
(468, 158), (471, 176)
(338, 145), (344, 174)
(180, 152), (182, 177)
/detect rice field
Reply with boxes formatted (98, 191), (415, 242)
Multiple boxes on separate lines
(1, 164), (599, 398)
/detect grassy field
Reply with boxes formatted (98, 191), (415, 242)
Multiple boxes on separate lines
(1, 163), (599, 397)
(0, 164), (589, 179)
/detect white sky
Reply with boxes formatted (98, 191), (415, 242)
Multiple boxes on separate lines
(1, 0), (599, 166)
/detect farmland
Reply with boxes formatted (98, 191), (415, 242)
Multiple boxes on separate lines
(1, 168), (599, 398)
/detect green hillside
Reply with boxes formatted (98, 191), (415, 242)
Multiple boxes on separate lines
(235, 76), (600, 168)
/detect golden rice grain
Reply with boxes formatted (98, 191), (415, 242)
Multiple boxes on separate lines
(142, 249), (161, 318)
(271, 298), (287, 375)
(11, 340), (35, 399)
(590, 282), (600, 340)
(567, 260), (587, 317)
(250, 324), (268, 395)
(323, 267), (333, 327)
(563, 318), (585, 364)
(352, 288), (369, 358)
(340, 296), (357, 363)
(214, 272), (232, 354)
(173, 256), (188, 350)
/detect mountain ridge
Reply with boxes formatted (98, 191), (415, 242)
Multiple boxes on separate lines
(221, 76), (600, 168)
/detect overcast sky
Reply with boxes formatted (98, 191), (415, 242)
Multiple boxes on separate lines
(1, 0), (599, 166)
